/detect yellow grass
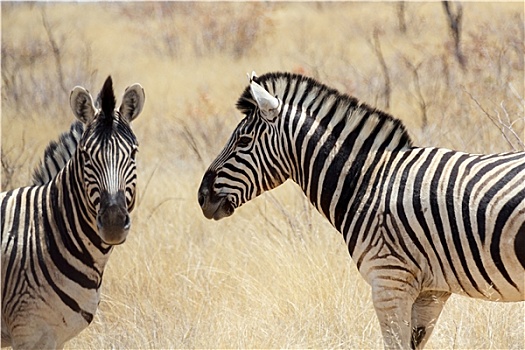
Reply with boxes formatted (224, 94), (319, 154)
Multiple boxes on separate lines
(1, 2), (524, 349)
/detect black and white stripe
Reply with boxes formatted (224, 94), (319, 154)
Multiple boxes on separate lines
(198, 72), (525, 349)
(1, 76), (145, 350)
(32, 121), (84, 186)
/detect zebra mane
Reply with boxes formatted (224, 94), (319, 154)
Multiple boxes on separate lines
(96, 76), (116, 125)
(236, 72), (413, 149)
(32, 121), (84, 185)
(85, 76), (138, 148)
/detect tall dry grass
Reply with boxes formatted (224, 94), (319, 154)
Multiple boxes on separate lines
(1, 2), (524, 349)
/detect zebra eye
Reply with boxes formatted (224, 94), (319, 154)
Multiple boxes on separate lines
(130, 146), (138, 161)
(237, 136), (252, 148)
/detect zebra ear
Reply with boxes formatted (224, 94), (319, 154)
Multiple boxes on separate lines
(70, 87), (96, 125)
(249, 80), (279, 119)
(119, 84), (145, 122)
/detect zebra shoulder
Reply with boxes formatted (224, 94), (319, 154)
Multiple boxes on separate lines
(32, 121), (84, 185)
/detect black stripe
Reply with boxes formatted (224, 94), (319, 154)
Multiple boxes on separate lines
(460, 157), (505, 293)
(219, 162), (254, 200)
(38, 187), (94, 324)
(1, 190), (14, 236)
(445, 153), (486, 296)
(311, 115), (347, 213)
(515, 220), (525, 270)
(394, 148), (431, 269)
(281, 104), (298, 180)
(491, 185), (525, 290)
(337, 125), (401, 235)
(429, 151), (470, 294)
(266, 132), (288, 181)
(2, 190), (22, 303)
(296, 80), (314, 110)
(48, 186), (99, 290)
(280, 77), (292, 107)
(66, 164), (108, 254)
(325, 116), (371, 221)
(253, 145), (271, 192)
(347, 148), (410, 256)
(294, 109), (316, 189)
(413, 148), (448, 284)
(30, 187), (43, 287)
(478, 162), (525, 245)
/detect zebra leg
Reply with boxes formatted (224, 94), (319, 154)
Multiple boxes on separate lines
(9, 324), (61, 350)
(372, 286), (415, 349)
(410, 291), (451, 349)
(12, 335), (61, 350)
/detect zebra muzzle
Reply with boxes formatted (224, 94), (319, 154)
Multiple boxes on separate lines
(97, 191), (130, 245)
(198, 170), (235, 220)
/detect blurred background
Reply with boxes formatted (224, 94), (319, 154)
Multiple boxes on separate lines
(1, 2), (524, 349)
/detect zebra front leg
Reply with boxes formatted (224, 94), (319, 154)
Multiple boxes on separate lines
(410, 291), (451, 349)
(11, 333), (61, 350)
(9, 322), (62, 350)
(372, 285), (415, 349)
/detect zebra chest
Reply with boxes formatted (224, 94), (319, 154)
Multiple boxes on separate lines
(3, 282), (99, 347)
(351, 208), (445, 291)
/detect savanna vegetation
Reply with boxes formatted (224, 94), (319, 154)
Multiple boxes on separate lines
(1, 2), (524, 349)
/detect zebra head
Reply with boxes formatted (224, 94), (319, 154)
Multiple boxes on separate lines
(70, 76), (145, 245)
(198, 72), (287, 220)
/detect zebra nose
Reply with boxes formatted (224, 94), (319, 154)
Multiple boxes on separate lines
(198, 191), (206, 208)
(198, 170), (216, 209)
(97, 191), (130, 245)
(97, 203), (130, 230)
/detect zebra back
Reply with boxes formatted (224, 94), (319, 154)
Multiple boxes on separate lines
(32, 121), (84, 185)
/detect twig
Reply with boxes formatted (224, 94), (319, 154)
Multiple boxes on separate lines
(371, 28), (391, 110)
(146, 197), (185, 221)
(463, 89), (524, 151)
(396, 2), (407, 34)
(180, 123), (205, 166)
(442, 1), (466, 69)
(136, 160), (161, 210)
(403, 57), (428, 128)
(41, 9), (68, 95)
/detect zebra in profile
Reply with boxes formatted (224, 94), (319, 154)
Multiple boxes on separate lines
(198, 72), (525, 349)
(1, 76), (145, 349)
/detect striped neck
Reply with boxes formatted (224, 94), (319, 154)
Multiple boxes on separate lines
(245, 72), (413, 223)
(48, 151), (112, 265)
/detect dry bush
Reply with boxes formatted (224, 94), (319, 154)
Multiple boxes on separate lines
(1, 8), (97, 118)
(1, 4), (98, 189)
(116, 2), (275, 60)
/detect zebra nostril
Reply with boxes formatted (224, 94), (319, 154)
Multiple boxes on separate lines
(123, 214), (131, 230)
(96, 215), (103, 230)
(198, 192), (205, 207)
(198, 170), (216, 208)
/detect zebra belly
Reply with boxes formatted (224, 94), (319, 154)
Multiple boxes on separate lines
(354, 214), (524, 303)
(441, 236), (525, 302)
(378, 148), (525, 302)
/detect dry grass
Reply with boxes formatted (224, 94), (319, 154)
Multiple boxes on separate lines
(1, 2), (524, 349)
